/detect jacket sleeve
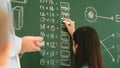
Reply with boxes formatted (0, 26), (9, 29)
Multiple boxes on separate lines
(9, 33), (22, 58)
(7, 0), (22, 58)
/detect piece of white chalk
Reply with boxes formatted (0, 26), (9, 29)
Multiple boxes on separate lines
(63, 21), (70, 24)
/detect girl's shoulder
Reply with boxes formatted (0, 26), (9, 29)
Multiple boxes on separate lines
(81, 65), (89, 68)
(81, 62), (89, 68)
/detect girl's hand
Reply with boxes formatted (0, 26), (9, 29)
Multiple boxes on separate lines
(64, 19), (75, 36)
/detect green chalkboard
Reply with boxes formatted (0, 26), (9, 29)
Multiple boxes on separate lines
(11, 0), (120, 68)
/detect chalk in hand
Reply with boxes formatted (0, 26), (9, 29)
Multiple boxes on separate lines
(63, 21), (70, 25)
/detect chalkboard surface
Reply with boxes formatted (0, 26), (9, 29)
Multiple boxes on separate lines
(11, 0), (120, 68)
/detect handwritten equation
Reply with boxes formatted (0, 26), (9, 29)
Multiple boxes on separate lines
(39, 0), (71, 67)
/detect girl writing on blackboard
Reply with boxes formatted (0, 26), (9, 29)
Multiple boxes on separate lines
(64, 19), (104, 68)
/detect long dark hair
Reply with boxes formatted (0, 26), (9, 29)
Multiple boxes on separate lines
(73, 26), (104, 68)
